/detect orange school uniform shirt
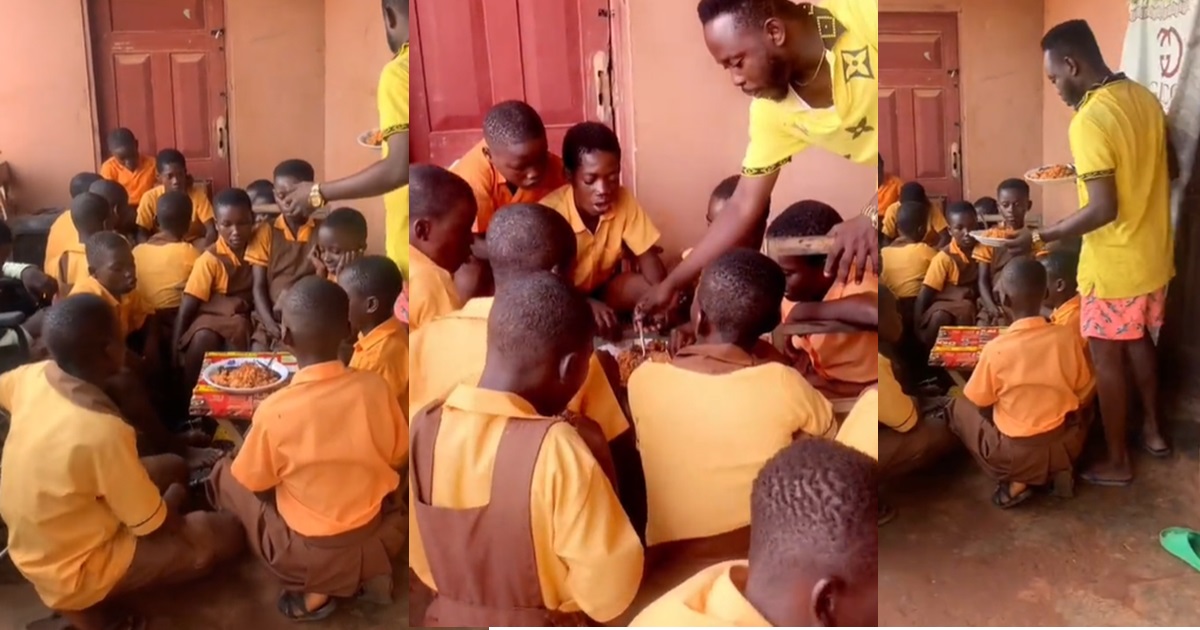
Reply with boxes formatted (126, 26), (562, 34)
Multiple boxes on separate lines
(877, 175), (902, 213)
(100, 155), (157, 205)
(0, 362), (167, 611)
(1051, 293), (1090, 363)
(244, 214), (318, 266)
(51, 241), (89, 294)
(231, 361), (408, 537)
(408, 297), (629, 440)
(836, 354), (916, 460)
(882, 199), (948, 245)
(450, 139), (567, 234)
(923, 240), (974, 291)
(630, 560), (771, 627)
(627, 344), (834, 546)
(408, 246), (462, 331)
(70, 276), (153, 341)
(881, 242), (938, 298)
(409, 385), (643, 623)
(541, 184), (662, 294)
(132, 237), (201, 310)
(349, 318), (410, 418)
(790, 271), (880, 385)
(185, 238), (247, 301)
(964, 316), (1094, 438)
(44, 213), (79, 272)
(135, 184), (215, 238)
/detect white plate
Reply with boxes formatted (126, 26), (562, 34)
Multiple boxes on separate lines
(201, 358), (290, 395)
(357, 129), (383, 150)
(970, 230), (1009, 247)
(1023, 164), (1075, 184)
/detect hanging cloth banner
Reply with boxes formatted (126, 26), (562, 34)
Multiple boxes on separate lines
(1120, 0), (1200, 226)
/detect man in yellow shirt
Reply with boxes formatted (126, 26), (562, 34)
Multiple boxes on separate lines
(639, 0), (880, 320)
(1007, 19), (1176, 486)
(282, 0), (410, 276)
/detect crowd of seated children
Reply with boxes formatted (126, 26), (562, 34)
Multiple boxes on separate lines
(44, 172), (102, 274)
(949, 257), (1095, 509)
(409, 271), (642, 627)
(136, 149), (216, 245)
(625, 249), (835, 614)
(451, 100), (567, 300)
(313, 207), (369, 281)
(53, 192), (113, 296)
(406, 164), (476, 330)
(542, 122), (667, 336)
(975, 178), (1044, 325)
(247, 159), (322, 350)
(100, 128), (158, 207)
(174, 189), (258, 394)
(915, 201), (982, 348)
(882, 181), (947, 247)
(408, 202), (634, 518)
(338, 255), (409, 415)
(0, 295), (244, 630)
(208, 276), (408, 622)
(770, 201), (879, 399)
(630, 439), (878, 628)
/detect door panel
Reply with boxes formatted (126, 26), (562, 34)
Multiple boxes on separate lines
(411, 0), (614, 167)
(879, 12), (962, 202)
(91, 0), (230, 192)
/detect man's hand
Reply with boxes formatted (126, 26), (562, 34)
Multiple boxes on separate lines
(20, 268), (57, 304)
(1002, 228), (1034, 254)
(280, 182), (318, 218)
(590, 299), (619, 339)
(825, 215), (879, 283)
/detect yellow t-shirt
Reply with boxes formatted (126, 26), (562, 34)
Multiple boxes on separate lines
(741, 0), (878, 174)
(541, 185), (661, 293)
(881, 242), (938, 298)
(1070, 77), (1174, 299)
(0, 362), (167, 611)
(380, 43), (411, 277)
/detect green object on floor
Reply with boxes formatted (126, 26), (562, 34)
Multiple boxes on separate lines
(1160, 527), (1200, 572)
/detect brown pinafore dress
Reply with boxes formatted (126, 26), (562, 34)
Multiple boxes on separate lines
(250, 221), (318, 348)
(179, 245), (255, 350)
(411, 405), (591, 628)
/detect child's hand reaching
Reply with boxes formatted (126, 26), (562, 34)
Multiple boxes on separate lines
(308, 246), (328, 279)
(334, 249), (364, 277)
(589, 299), (619, 340)
(669, 322), (697, 355)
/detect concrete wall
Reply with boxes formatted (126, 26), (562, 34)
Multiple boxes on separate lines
(615, 0), (875, 256)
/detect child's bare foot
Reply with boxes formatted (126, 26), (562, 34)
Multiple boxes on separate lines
(1141, 426), (1171, 457)
(277, 591), (336, 621)
(1081, 461), (1133, 486)
(992, 481), (1032, 508)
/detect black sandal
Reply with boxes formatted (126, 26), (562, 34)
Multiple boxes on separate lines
(277, 591), (338, 622)
(992, 482), (1034, 509)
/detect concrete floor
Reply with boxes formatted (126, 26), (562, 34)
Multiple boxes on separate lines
(880, 421), (1200, 626)
(0, 554), (410, 630)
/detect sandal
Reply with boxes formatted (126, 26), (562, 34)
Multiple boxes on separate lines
(992, 482), (1034, 509)
(277, 591), (338, 622)
(1080, 469), (1133, 487)
(1142, 441), (1172, 458)
(1160, 527), (1200, 573)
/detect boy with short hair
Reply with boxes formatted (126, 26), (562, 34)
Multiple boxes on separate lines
(99, 128), (157, 206)
(630, 439), (878, 627)
(951, 257), (1094, 508)
(136, 149), (216, 244)
(682, 174), (769, 261)
(409, 272), (642, 626)
(0, 295), (244, 630)
(880, 201), (938, 300)
(542, 121), (667, 335)
(313, 207), (368, 281)
(916, 201), (982, 346)
(628, 249), (834, 555)
(882, 181), (947, 246)
(174, 189), (257, 391)
(246, 179), (276, 226)
(976, 178), (1045, 323)
(44, 172), (102, 272)
(247, 159), (322, 349)
(974, 195), (998, 227)
(338, 255), (409, 415)
(1043, 248), (1087, 355)
(131, 191), (201, 327)
(89, 179), (138, 243)
(53, 192), (112, 296)
(772, 201), (879, 398)
(408, 164), (476, 330)
(70, 232), (157, 358)
(208, 276), (408, 621)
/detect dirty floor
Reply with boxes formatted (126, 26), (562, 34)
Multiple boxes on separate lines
(0, 554), (410, 630)
(880, 421), (1200, 626)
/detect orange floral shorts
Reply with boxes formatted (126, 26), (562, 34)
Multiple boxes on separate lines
(1081, 286), (1166, 341)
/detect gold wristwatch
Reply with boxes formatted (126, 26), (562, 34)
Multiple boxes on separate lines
(309, 183), (327, 209)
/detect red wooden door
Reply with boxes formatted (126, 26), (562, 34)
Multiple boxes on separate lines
(879, 12), (962, 202)
(90, 0), (230, 193)
(410, 0), (615, 167)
